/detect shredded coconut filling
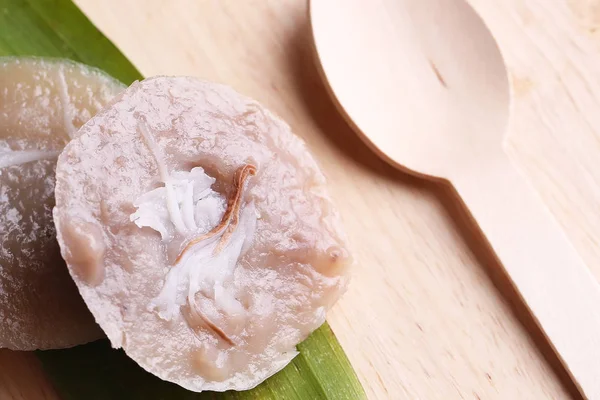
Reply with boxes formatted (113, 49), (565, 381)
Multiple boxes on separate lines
(131, 122), (256, 344)
(0, 150), (60, 168)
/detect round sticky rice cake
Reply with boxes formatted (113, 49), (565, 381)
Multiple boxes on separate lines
(0, 57), (125, 350)
(53, 77), (352, 391)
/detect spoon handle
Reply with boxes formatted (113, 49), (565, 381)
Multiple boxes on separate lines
(452, 152), (600, 399)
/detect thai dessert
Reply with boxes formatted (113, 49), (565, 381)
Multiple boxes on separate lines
(0, 57), (125, 350)
(53, 77), (352, 391)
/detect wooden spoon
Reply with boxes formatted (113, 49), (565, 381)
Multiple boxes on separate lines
(310, 0), (600, 397)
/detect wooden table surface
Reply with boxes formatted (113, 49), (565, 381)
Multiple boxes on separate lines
(3, 0), (600, 398)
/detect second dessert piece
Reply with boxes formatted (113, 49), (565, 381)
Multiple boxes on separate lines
(0, 57), (124, 350)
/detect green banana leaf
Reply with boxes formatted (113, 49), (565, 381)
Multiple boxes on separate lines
(0, 0), (366, 398)
(38, 324), (363, 400)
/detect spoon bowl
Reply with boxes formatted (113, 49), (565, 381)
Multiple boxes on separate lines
(311, 1), (600, 397)
(310, 0), (510, 179)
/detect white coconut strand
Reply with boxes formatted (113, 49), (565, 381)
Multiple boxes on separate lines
(182, 181), (198, 231)
(56, 66), (77, 139)
(0, 150), (60, 168)
(137, 121), (188, 235)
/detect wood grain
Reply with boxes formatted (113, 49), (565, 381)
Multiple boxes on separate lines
(2, 0), (600, 398)
(311, 1), (600, 397)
